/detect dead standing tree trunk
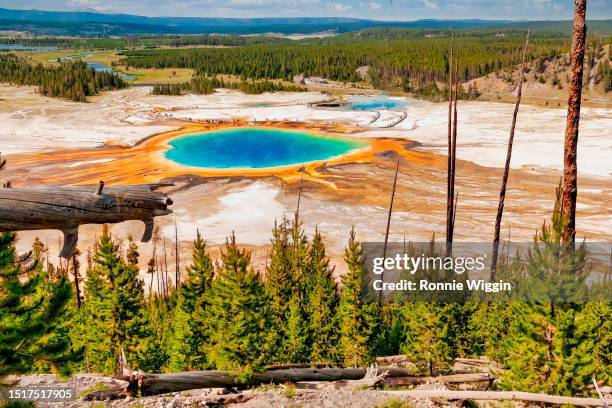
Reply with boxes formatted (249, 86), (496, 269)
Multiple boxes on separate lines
(449, 48), (459, 247)
(491, 30), (530, 279)
(446, 37), (454, 256)
(562, 0), (587, 245)
(174, 218), (180, 288)
(379, 160), (400, 304)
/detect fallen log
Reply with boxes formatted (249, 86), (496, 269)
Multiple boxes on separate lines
(266, 362), (340, 370)
(85, 368), (415, 400)
(383, 372), (494, 387)
(297, 365), (388, 390)
(0, 182), (173, 258)
(385, 390), (609, 407)
(375, 355), (417, 369)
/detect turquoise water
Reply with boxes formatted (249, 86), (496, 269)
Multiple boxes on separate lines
(86, 62), (137, 81)
(0, 44), (58, 51)
(346, 95), (406, 110)
(165, 128), (367, 169)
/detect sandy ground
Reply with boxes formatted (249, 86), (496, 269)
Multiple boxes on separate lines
(1, 85), (610, 282)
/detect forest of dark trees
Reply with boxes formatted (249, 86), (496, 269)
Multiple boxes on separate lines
(0, 54), (126, 101)
(1, 28), (609, 98)
(0, 34), (291, 50)
(152, 76), (306, 95)
(119, 34), (572, 90)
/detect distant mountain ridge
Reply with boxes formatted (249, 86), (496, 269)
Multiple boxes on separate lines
(0, 8), (610, 36)
(0, 8), (513, 35)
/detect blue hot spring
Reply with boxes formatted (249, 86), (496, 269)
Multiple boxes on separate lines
(164, 128), (367, 169)
(346, 95), (407, 110)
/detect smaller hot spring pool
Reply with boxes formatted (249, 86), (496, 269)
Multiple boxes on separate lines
(346, 95), (407, 111)
(164, 128), (368, 169)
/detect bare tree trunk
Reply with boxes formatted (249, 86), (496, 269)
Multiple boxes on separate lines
(446, 36), (454, 254)
(562, 0), (587, 245)
(296, 164), (305, 217)
(491, 30), (530, 279)
(163, 238), (169, 296)
(156, 254), (161, 296)
(85, 368), (416, 399)
(174, 218), (179, 288)
(379, 160), (400, 304)
(447, 48), (459, 255)
(72, 253), (82, 309)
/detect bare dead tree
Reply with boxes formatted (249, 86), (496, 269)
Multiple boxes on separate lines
(379, 160), (400, 304)
(72, 248), (82, 309)
(491, 30), (530, 278)
(174, 218), (179, 288)
(562, 0), (587, 245)
(163, 238), (169, 296)
(296, 164), (305, 217)
(446, 47), (459, 256)
(446, 36), (454, 255)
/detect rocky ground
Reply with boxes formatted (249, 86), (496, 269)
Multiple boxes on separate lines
(2, 373), (458, 408)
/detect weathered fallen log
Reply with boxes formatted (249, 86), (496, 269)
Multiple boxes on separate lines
(0, 182), (173, 258)
(385, 390), (609, 407)
(297, 365), (389, 390)
(266, 362), (340, 370)
(382, 372), (494, 387)
(85, 368), (415, 400)
(375, 355), (417, 369)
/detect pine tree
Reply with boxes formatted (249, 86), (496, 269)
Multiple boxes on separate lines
(401, 302), (452, 376)
(81, 226), (151, 373)
(126, 235), (139, 266)
(264, 218), (304, 363)
(338, 227), (375, 367)
(307, 229), (340, 362)
(168, 230), (214, 370)
(284, 294), (310, 363)
(166, 294), (192, 371)
(0, 232), (81, 377)
(265, 219), (292, 319)
(500, 190), (593, 395)
(199, 233), (272, 378)
(140, 296), (171, 373)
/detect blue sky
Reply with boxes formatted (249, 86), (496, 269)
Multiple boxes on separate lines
(1, 0), (610, 20)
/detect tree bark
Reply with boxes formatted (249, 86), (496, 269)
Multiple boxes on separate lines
(491, 30), (530, 279)
(562, 0), (587, 245)
(0, 184), (173, 258)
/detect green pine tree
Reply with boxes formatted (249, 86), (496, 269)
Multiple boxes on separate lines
(307, 229), (340, 362)
(0, 232), (81, 377)
(284, 293), (310, 363)
(81, 226), (151, 373)
(500, 188), (594, 395)
(400, 302), (452, 376)
(168, 230), (214, 370)
(264, 216), (310, 363)
(199, 233), (272, 378)
(140, 296), (171, 373)
(338, 227), (375, 367)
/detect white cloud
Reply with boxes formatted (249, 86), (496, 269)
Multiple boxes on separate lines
(422, 0), (439, 10)
(328, 2), (352, 11)
(369, 2), (381, 10)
